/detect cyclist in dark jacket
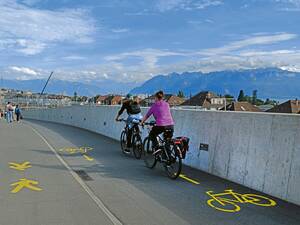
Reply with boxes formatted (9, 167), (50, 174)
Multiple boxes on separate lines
(115, 94), (142, 152)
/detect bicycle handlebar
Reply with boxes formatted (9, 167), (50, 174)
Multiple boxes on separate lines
(117, 118), (155, 126)
(143, 121), (156, 126)
(116, 118), (127, 122)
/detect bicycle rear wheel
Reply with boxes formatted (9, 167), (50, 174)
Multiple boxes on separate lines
(143, 137), (157, 169)
(243, 194), (277, 207)
(164, 145), (182, 179)
(120, 131), (128, 154)
(132, 134), (143, 159)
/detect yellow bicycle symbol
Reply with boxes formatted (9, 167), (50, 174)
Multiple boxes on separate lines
(206, 189), (277, 213)
(79, 147), (93, 153)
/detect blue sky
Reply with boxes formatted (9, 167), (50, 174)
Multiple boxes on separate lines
(0, 0), (300, 84)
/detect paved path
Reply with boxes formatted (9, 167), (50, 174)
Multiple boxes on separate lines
(0, 119), (299, 225)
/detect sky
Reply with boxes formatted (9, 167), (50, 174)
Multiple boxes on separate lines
(0, 0), (300, 84)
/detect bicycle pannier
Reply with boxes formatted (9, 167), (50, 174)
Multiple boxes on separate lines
(173, 136), (190, 159)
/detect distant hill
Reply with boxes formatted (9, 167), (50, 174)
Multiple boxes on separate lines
(0, 79), (138, 96)
(130, 68), (300, 100)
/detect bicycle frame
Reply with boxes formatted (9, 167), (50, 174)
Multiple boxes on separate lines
(206, 190), (247, 206)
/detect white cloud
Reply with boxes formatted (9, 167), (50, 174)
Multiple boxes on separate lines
(156, 0), (223, 12)
(3, 32), (300, 83)
(0, 0), (96, 55)
(105, 48), (186, 68)
(112, 28), (130, 33)
(62, 55), (87, 61)
(199, 33), (298, 56)
(100, 33), (300, 81)
(10, 66), (39, 76)
(273, 0), (300, 11)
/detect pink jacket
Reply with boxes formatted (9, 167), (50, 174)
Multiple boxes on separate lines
(145, 100), (174, 126)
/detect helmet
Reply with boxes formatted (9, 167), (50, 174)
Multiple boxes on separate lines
(126, 94), (133, 100)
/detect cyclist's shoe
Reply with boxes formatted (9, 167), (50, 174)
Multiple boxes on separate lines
(124, 148), (131, 154)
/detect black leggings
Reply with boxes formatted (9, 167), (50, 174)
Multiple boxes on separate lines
(16, 113), (20, 121)
(149, 125), (174, 148)
(127, 125), (139, 148)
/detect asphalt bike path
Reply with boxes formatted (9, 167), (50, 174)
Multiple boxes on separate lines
(1, 119), (299, 225)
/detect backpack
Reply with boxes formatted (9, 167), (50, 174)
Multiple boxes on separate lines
(15, 108), (20, 114)
(129, 101), (141, 114)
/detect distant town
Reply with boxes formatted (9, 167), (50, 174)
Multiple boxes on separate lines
(0, 87), (299, 114)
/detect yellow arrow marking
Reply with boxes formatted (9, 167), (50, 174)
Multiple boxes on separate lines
(10, 178), (43, 193)
(179, 174), (200, 185)
(9, 162), (32, 171)
(83, 154), (94, 161)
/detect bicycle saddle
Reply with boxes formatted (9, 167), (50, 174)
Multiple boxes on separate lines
(163, 130), (173, 140)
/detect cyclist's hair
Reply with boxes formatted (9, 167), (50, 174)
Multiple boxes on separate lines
(155, 90), (164, 100)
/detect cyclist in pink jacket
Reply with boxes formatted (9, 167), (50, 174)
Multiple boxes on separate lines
(141, 90), (174, 149)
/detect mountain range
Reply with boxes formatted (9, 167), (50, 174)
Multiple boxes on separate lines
(0, 79), (138, 96)
(130, 68), (300, 100)
(1, 68), (300, 100)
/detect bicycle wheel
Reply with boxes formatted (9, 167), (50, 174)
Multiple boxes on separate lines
(243, 194), (277, 207)
(143, 137), (157, 169)
(164, 145), (182, 179)
(207, 199), (241, 213)
(132, 134), (143, 159)
(120, 131), (128, 154)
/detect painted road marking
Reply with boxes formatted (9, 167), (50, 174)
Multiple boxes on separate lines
(10, 178), (43, 193)
(9, 162), (32, 171)
(80, 147), (93, 153)
(83, 154), (94, 162)
(206, 189), (277, 213)
(59, 146), (94, 155)
(179, 174), (200, 185)
(27, 124), (123, 225)
(60, 147), (78, 154)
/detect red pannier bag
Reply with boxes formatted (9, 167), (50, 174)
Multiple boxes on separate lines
(173, 137), (190, 159)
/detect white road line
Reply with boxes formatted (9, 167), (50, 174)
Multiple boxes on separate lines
(26, 123), (123, 225)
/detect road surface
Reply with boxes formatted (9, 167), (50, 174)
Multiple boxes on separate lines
(0, 119), (299, 225)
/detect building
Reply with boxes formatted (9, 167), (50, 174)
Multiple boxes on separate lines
(104, 95), (123, 105)
(258, 104), (274, 112)
(96, 95), (109, 105)
(140, 94), (184, 107)
(267, 100), (300, 114)
(181, 91), (226, 110)
(220, 102), (262, 112)
(165, 95), (185, 107)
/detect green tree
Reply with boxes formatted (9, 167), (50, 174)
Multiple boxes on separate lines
(252, 90), (258, 105)
(73, 91), (78, 102)
(177, 90), (185, 98)
(237, 90), (245, 102)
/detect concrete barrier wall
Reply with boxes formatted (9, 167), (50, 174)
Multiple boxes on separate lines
(23, 106), (300, 205)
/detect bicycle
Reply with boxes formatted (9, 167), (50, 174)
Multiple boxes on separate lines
(142, 122), (184, 179)
(206, 189), (277, 213)
(117, 118), (143, 159)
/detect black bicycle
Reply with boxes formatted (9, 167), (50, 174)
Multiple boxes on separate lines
(118, 118), (143, 159)
(143, 122), (188, 179)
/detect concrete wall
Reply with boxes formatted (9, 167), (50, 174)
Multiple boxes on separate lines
(23, 106), (300, 205)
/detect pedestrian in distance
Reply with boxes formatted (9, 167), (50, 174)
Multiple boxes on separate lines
(15, 105), (22, 122)
(6, 102), (13, 123)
